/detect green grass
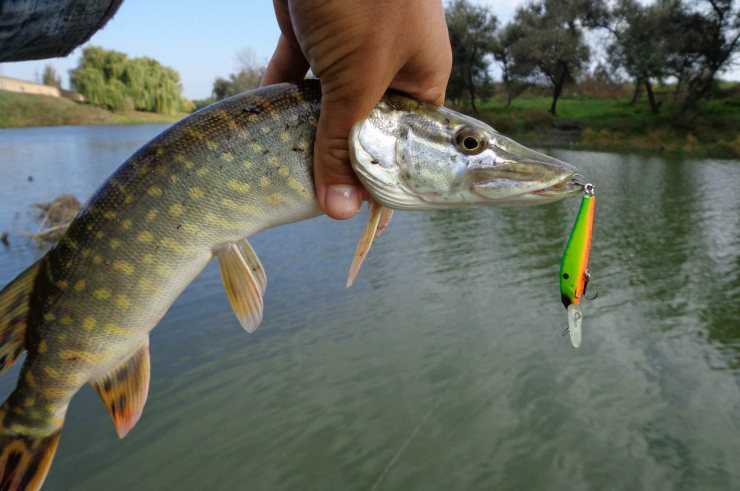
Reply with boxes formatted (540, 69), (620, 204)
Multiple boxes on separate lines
(474, 92), (740, 158)
(0, 90), (187, 128)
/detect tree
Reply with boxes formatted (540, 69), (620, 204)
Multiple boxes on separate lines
(668, 0), (740, 114)
(606, 0), (676, 113)
(42, 64), (61, 88)
(492, 23), (529, 107)
(445, 0), (498, 113)
(508, 0), (601, 115)
(211, 47), (266, 100)
(70, 46), (187, 114)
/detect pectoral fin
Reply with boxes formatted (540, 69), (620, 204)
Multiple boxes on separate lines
(237, 239), (266, 294)
(92, 339), (151, 438)
(346, 201), (392, 288)
(217, 243), (264, 333)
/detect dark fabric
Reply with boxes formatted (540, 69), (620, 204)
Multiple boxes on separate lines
(0, 0), (123, 62)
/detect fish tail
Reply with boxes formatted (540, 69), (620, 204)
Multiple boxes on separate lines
(0, 428), (62, 491)
(0, 262), (42, 375)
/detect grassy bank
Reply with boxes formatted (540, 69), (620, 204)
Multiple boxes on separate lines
(475, 93), (740, 158)
(0, 90), (186, 128)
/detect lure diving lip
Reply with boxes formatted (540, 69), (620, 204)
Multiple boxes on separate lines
(559, 183), (596, 348)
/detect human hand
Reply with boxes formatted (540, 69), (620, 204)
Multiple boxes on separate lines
(262, 0), (452, 219)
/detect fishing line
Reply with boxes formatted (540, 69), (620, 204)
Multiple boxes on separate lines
(370, 397), (441, 491)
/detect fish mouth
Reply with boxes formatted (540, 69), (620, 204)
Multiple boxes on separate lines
(471, 162), (583, 205)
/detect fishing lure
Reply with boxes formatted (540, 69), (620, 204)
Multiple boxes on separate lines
(559, 183), (596, 348)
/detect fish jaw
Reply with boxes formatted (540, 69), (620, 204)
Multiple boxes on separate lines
(350, 96), (581, 210)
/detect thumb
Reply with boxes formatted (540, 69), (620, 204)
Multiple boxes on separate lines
(314, 80), (388, 219)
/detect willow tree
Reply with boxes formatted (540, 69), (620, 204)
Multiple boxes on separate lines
(70, 46), (186, 114)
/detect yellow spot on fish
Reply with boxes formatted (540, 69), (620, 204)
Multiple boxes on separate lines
(260, 126), (271, 135)
(267, 156), (280, 167)
(161, 237), (187, 254)
(278, 166), (290, 177)
(23, 398), (35, 408)
(170, 174), (178, 184)
(104, 323), (128, 336)
(82, 248), (92, 258)
(142, 254), (155, 265)
(156, 146), (165, 157)
(260, 176), (271, 188)
(280, 131), (291, 142)
(227, 180), (251, 193)
(38, 340), (47, 353)
(138, 277), (154, 291)
(95, 231), (105, 240)
(94, 288), (111, 300)
(190, 187), (205, 199)
(43, 366), (61, 378)
(124, 195), (134, 205)
(243, 159), (253, 169)
(221, 152), (234, 162)
(56, 280), (69, 290)
(64, 238), (78, 250)
(44, 312), (56, 322)
(103, 211), (117, 220)
(83, 317), (96, 331)
(113, 260), (135, 274)
(268, 193), (286, 205)
(250, 143), (263, 153)
(121, 219), (132, 230)
(287, 177), (307, 194)
(115, 295), (130, 310)
(156, 264), (172, 277)
(175, 154), (195, 169)
(138, 231), (154, 243)
(74, 279), (86, 291)
(207, 141), (218, 151)
(148, 186), (163, 198)
(196, 167), (209, 177)
(93, 255), (104, 265)
(25, 371), (36, 387)
(169, 203), (185, 217)
(60, 315), (73, 326)
(146, 209), (159, 222)
(110, 238), (122, 250)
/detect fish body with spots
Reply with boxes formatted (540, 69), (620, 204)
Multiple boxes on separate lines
(0, 80), (582, 490)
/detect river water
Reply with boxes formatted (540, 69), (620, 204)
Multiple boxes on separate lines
(0, 125), (739, 490)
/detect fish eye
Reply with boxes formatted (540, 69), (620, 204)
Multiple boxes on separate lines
(455, 128), (487, 155)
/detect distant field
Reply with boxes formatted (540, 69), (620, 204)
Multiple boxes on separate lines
(476, 91), (740, 158)
(0, 90), (186, 128)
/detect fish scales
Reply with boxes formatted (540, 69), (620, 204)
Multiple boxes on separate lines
(2, 82), (322, 436)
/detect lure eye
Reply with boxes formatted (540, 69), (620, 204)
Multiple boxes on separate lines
(562, 273), (570, 279)
(455, 128), (487, 155)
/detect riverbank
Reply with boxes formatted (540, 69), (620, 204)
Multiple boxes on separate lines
(476, 94), (740, 159)
(0, 90), (186, 128)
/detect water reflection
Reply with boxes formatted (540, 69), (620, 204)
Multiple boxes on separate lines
(0, 129), (739, 490)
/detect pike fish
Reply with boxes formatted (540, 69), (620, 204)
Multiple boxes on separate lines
(0, 80), (582, 490)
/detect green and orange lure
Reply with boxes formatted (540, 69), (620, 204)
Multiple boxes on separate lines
(559, 183), (596, 348)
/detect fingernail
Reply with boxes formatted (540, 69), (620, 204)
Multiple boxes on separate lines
(325, 185), (360, 219)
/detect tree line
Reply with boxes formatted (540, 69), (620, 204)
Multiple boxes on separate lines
(446, 0), (740, 116)
(69, 46), (190, 114)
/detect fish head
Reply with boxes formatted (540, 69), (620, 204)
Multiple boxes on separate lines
(350, 92), (583, 209)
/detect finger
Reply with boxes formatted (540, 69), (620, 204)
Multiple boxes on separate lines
(315, 73), (392, 219)
(262, 34), (309, 85)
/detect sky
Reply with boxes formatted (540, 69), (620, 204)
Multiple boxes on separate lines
(2, 0), (733, 99)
